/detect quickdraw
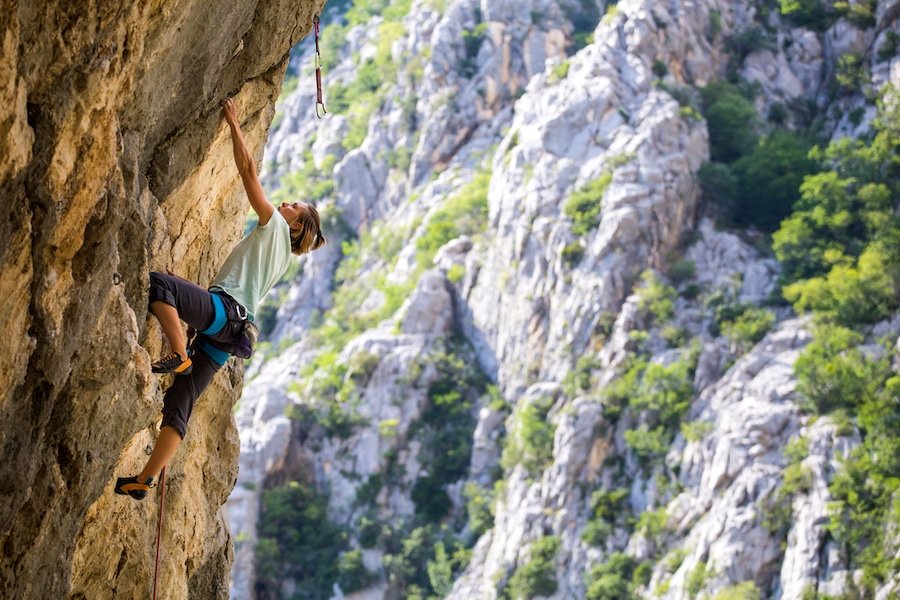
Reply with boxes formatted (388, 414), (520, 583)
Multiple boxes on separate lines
(313, 15), (327, 118)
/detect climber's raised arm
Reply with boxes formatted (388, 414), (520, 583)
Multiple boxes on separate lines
(221, 97), (275, 226)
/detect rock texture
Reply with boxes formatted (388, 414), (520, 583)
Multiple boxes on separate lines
(0, 1), (322, 598)
(228, 0), (900, 598)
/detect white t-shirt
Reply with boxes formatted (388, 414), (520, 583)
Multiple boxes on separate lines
(210, 211), (292, 319)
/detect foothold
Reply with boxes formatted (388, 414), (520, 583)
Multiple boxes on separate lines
(113, 273), (122, 285)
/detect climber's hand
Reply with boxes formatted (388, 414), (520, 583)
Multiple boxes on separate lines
(220, 98), (238, 128)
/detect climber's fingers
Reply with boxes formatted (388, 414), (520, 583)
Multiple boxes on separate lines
(220, 98), (237, 125)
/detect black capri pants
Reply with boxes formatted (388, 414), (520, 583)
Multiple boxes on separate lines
(148, 271), (244, 438)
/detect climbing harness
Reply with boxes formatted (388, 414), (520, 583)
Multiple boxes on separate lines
(313, 15), (327, 118)
(152, 465), (167, 600)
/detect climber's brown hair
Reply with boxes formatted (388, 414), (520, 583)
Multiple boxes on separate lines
(290, 203), (327, 255)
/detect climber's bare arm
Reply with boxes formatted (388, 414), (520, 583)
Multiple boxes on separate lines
(221, 98), (275, 226)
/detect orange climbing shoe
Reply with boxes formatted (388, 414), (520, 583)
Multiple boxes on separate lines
(151, 353), (193, 375)
(114, 475), (156, 500)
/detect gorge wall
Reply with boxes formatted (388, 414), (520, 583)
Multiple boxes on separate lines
(229, 0), (899, 599)
(0, 1), (323, 598)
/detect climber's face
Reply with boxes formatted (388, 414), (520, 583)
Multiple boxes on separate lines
(279, 201), (309, 229)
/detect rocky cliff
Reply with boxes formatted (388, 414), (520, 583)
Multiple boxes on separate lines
(0, 1), (323, 598)
(230, 0), (899, 599)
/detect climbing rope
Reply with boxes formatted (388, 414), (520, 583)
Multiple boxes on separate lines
(152, 465), (168, 600)
(313, 15), (327, 118)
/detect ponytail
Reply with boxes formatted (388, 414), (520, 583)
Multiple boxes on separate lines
(290, 203), (327, 255)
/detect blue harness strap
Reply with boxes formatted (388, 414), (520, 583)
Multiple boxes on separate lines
(201, 293), (227, 336)
(193, 292), (230, 366)
(195, 339), (229, 366)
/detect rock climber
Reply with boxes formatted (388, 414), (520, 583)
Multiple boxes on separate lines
(114, 97), (327, 499)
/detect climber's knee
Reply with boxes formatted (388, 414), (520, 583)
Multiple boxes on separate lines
(148, 271), (177, 310)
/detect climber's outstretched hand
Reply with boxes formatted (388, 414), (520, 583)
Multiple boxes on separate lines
(221, 98), (239, 128)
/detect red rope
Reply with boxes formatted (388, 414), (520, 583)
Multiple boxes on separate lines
(313, 15), (326, 118)
(152, 465), (167, 600)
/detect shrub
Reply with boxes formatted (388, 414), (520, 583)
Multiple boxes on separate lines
(794, 323), (883, 413)
(501, 396), (556, 477)
(447, 263), (466, 284)
(255, 481), (353, 598)
(700, 82), (760, 163)
(585, 552), (639, 600)
(624, 425), (669, 459)
(708, 10), (722, 40)
(505, 536), (560, 600)
(582, 487), (630, 546)
(412, 475), (452, 522)
(563, 355), (600, 398)
(338, 550), (372, 593)
(783, 244), (898, 325)
(712, 581), (762, 600)
(720, 306), (775, 352)
(416, 170), (490, 267)
(729, 131), (816, 230)
(652, 59), (668, 78)
(637, 270), (677, 323)
(699, 161), (739, 220)
(562, 240), (585, 266)
(565, 173), (612, 236)
(549, 60), (570, 83)
(686, 561), (710, 599)
(835, 52), (869, 93)
(464, 482), (494, 536)
(779, 0), (832, 30)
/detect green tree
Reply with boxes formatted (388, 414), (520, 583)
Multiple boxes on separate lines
(505, 536), (561, 599)
(730, 131), (816, 230)
(700, 82), (760, 163)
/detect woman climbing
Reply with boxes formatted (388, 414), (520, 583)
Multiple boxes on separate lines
(114, 97), (327, 500)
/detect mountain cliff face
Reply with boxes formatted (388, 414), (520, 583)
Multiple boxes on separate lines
(0, 1), (323, 598)
(231, 0), (899, 599)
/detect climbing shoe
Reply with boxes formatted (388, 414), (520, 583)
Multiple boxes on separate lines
(151, 353), (193, 375)
(114, 475), (156, 500)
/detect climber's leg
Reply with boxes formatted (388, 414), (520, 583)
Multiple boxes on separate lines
(115, 347), (222, 499)
(147, 271), (218, 374)
(150, 301), (188, 362)
(137, 425), (182, 484)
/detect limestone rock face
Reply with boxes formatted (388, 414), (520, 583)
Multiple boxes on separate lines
(0, 1), (322, 597)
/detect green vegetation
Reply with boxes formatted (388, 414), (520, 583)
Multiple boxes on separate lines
(779, 0), (833, 30)
(503, 536), (560, 600)
(712, 581), (762, 600)
(582, 487), (630, 546)
(271, 151), (336, 205)
(770, 93), (900, 594)
(461, 20), (488, 78)
(565, 173), (612, 236)
(463, 482), (494, 536)
(701, 82), (760, 163)
(686, 561), (710, 599)
(416, 169), (490, 267)
(637, 270), (677, 323)
(410, 344), (488, 522)
(763, 434), (813, 538)
(703, 286), (776, 353)
(584, 552), (650, 600)
(501, 395), (556, 478)
(605, 346), (698, 462)
(255, 481), (371, 599)
(321, 0), (413, 150)
(562, 0), (602, 52)
(561, 240), (585, 266)
(697, 81), (817, 231)
(549, 60), (571, 83)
